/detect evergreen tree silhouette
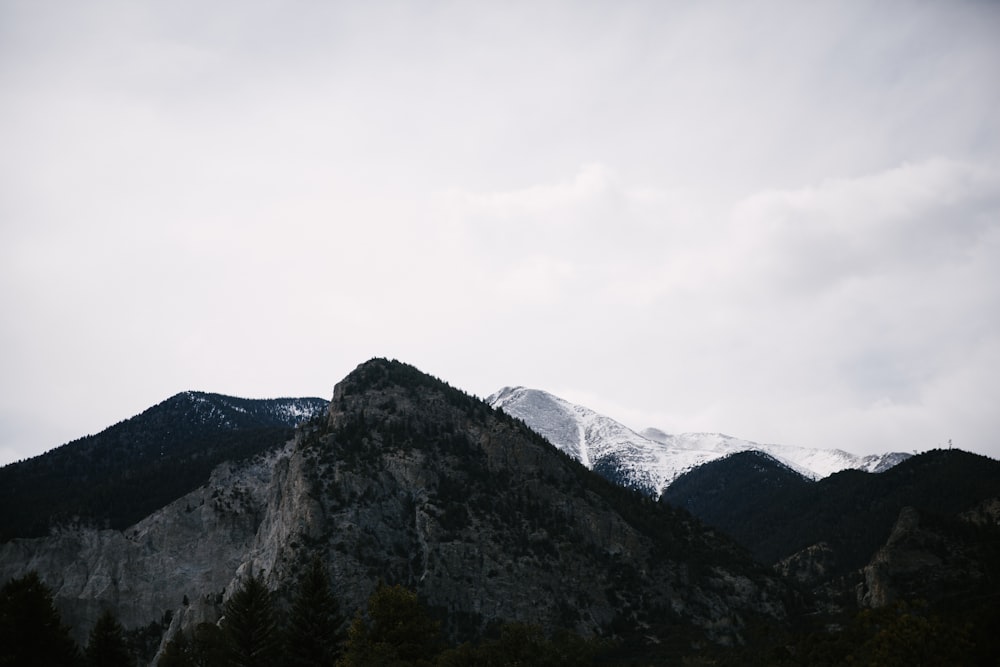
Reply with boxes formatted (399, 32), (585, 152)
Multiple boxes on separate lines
(285, 558), (345, 667)
(85, 610), (132, 667)
(222, 572), (280, 667)
(338, 582), (441, 667)
(0, 571), (81, 666)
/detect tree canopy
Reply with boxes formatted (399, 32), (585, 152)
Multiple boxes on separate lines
(222, 572), (281, 667)
(286, 558), (345, 667)
(85, 610), (133, 667)
(0, 571), (82, 666)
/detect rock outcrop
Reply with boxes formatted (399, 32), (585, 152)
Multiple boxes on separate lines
(0, 444), (288, 647)
(857, 505), (997, 609)
(775, 542), (838, 588)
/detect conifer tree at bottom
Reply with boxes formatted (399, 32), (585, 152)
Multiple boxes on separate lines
(337, 583), (442, 667)
(285, 558), (346, 667)
(221, 572), (280, 667)
(0, 571), (81, 667)
(85, 610), (133, 667)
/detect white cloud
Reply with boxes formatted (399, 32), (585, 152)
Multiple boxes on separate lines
(729, 159), (1000, 294)
(442, 157), (1000, 458)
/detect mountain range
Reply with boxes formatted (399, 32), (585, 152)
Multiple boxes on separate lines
(0, 361), (796, 664)
(1, 359), (998, 665)
(487, 385), (910, 496)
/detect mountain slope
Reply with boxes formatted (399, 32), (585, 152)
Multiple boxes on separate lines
(0, 392), (327, 541)
(488, 386), (715, 493)
(662, 448), (1000, 580)
(488, 386), (909, 496)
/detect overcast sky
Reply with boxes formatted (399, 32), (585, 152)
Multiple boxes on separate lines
(2, 1), (999, 466)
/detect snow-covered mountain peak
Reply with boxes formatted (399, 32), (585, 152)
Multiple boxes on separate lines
(489, 387), (910, 496)
(488, 386), (606, 468)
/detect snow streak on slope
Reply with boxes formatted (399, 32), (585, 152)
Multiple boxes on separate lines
(488, 387), (909, 496)
(488, 387), (720, 494)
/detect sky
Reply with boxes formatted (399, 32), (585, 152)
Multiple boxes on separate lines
(2, 0), (999, 466)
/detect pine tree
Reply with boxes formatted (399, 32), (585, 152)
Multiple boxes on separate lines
(338, 583), (441, 667)
(85, 610), (133, 667)
(285, 558), (345, 667)
(221, 572), (280, 667)
(0, 571), (81, 666)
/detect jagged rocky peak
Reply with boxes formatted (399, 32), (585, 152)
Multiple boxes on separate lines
(328, 358), (472, 424)
(323, 359), (503, 461)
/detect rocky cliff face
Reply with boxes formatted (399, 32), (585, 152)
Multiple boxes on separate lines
(857, 504), (1000, 609)
(0, 359), (799, 661)
(0, 444), (289, 647)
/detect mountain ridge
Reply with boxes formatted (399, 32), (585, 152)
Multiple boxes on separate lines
(488, 385), (909, 495)
(1, 360), (997, 664)
(0, 392), (327, 541)
(662, 447), (1000, 577)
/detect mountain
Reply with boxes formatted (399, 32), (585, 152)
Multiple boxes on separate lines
(0, 392), (327, 541)
(664, 448), (1000, 665)
(662, 448), (1000, 581)
(641, 428), (911, 477)
(0, 360), (796, 663)
(487, 386), (909, 496)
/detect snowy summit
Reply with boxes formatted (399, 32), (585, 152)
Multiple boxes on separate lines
(488, 386), (909, 496)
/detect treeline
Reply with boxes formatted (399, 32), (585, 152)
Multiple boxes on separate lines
(711, 598), (1000, 666)
(5, 564), (998, 666)
(0, 563), (609, 667)
(0, 570), (163, 667)
(159, 560), (609, 667)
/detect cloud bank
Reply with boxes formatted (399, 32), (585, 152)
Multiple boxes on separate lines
(1, 1), (998, 464)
